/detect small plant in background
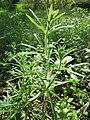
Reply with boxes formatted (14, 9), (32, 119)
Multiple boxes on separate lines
(0, 4), (90, 120)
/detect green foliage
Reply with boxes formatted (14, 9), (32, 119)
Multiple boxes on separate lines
(0, 3), (90, 120)
(0, 1), (90, 120)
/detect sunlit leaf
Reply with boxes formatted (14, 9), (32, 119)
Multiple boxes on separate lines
(68, 98), (74, 103)
(20, 43), (37, 50)
(28, 92), (41, 102)
(50, 12), (65, 24)
(69, 63), (89, 67)
(62, 56), (74, 64)
(26, 13), (46, 33)
(49, 25), (73, 34)
(48, 4), (53, 21)
(52, 9), (59, 18)
(29, 8), (43, 26)
(71, 74), (78, 80)
(55, 58), (60, 68)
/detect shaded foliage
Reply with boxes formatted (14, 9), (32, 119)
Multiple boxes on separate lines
(72, 2), (90, 10)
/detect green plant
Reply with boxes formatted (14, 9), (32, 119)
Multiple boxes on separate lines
(0, 4), (89, 120)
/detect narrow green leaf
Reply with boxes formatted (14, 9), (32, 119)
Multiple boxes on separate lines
(0, 103), (16, 107)
(48, 4), (53, 21)
(33, 33), (43, 46)
(6, 111), (17, 120)
(67, 68), (84, 77)
(77, 102), (89, 114)
(69, 63), (89, 67)
(50, 12), (65, 24)
(28, 92), (41, 102)
(26, 13), (46, 33)
(48, 93), (57, 120)
(52, 9), (59, 18)
(71, 71), (84, 77)
(20, 43), (37, 50)
(53, 81), (68, 88)
(17, 51), (38, 55)
(50, 23), (61, 29)
(64, 48), (77, 57)
(49, 25), (73, 34)
(29, 8), (43, 26)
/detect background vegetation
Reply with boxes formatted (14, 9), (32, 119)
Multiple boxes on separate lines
(0, 0), (90, 120)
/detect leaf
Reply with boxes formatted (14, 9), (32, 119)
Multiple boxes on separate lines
(48, 4), (53, 21)
(68, 98), (74, 103)
(55, 58), (60, 69)
(48, 93), (57, 120)
(63, 108), (69, 113)
(6, 111), (17, 120)
(49, 25), (73, 34)
(64, 48), (77, 57)
(53, 81), (68, 88)
(67, 67), (84, 77)
(52, 9), (59, 18)
(20, 43), (37, 50)
(69, 63), (89, 67)
(33, 33), (43, 46)
(26, 13), (46, 33)
(62, 56), (74, 64)
(17, 51), (38, 55)
(28, 92), (41, 102)
(50, 12), (65, 24)
(0, 102), (16, 107)
(29, 8), (43, 26)
(85, 48), (90, 53)
(77, 102), (89, 114)
(71, 74), (78, 80)
(50, 23), (61, 30)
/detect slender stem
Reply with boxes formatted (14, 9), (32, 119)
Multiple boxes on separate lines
(44, 22), (49, 56)
(42, 94), (47, 120)
(48, 93), (57, 120)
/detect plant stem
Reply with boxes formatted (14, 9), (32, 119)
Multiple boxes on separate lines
(44, 22), (49, 56)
